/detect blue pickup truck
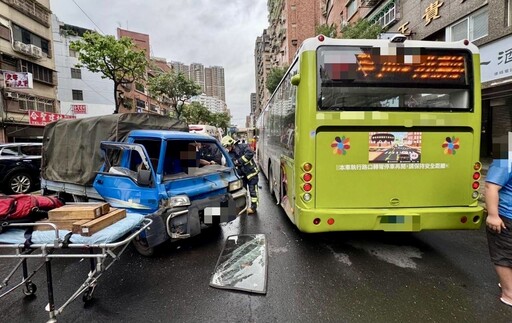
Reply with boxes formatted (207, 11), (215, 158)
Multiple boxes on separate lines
(41, 114), (247, 255)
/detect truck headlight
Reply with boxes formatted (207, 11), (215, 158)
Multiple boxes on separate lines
(168, 195), (191, 207)
(229, 179), (243, 192)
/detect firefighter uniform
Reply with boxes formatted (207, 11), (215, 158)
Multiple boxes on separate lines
(222, 136), (259, 214)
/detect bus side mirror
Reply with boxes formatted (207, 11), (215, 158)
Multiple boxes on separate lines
(291, 74), (300, 86)
(137, 169), (152, 187)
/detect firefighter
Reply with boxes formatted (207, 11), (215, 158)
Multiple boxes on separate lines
(221, 135), (259, 214)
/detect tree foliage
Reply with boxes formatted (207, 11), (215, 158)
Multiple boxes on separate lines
(182, 102), (211, 124)
(181, 102), (231, 130)
(340, 19), (383, 39)
(70, 31), (148, 114)
(146, 71), (201, 120)
(265, 66), (288, 95)
(315, 23), (338, 38)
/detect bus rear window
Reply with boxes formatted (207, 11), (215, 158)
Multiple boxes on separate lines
(317, 46), (473, 112)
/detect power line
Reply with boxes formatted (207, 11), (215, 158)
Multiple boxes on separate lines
(72, 0), (105, 35)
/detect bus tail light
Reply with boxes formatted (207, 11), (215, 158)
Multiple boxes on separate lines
(302, 163), (313, 202)
(313, 218), (321, 225)
(473, 172), (481, 180)
(318, 35), (325, 42)
(473, 162), (482, 171)
(472, 181), (480, 190)
(327, 218), (335, 225)
(303, 163), (313, 172)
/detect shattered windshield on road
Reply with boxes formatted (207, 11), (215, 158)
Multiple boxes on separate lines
(210, 234), (267, 294)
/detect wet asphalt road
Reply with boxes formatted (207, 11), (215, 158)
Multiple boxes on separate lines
(1, 174), (512, 322)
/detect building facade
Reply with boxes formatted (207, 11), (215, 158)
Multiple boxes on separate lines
(0, 0), (58, 143)
(204, 66), (225, 102)
(190, 94), (227, 114)
(52, 15), (115, 119)
(117, 28), (170, 116)
(254, 0), (323, 122)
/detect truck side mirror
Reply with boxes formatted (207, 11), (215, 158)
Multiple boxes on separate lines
(137, 169), (152, 187)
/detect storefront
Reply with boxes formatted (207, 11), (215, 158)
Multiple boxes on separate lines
(480, 35), (512, 157)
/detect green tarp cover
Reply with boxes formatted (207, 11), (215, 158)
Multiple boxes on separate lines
(42, 113), (187, 185)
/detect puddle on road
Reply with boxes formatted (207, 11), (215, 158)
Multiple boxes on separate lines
(326, 245), (353, 266)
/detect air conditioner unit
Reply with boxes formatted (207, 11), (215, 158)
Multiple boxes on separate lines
(13, 41), (31, 55)
(5, 92), (19, 99)
(30, 45), (43, 58)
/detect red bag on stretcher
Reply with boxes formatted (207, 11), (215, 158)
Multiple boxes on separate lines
(0, 194), (63, 221)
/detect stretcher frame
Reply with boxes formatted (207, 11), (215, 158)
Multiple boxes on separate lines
(0, 218), (152, 323)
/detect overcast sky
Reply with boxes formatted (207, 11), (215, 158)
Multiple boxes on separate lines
(50, 0), (269, 127)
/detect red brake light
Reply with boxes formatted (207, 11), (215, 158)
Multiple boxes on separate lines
(303, 173), (312, 182)
(313, 218), (321, 225)
(473, 172), (481, 180)
(472, 182), (480, 189)
(318, 35), (325, 41)
(303, 183), (312, 192)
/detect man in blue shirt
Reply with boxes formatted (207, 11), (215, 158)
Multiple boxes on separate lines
(486, 155), (512, 307)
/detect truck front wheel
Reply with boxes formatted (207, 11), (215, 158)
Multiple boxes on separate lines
(132, 234), (155, 257)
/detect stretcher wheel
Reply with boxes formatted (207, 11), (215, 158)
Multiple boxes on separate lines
(82, 288), (94, 302)
(23, 282), (37, 296)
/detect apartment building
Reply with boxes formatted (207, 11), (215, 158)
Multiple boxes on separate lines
(205, 66), (225, 102)
(189, 94), (227, 114)
(254, 0), (323, 121)
(52, 15), (115, 119)
(117, 28), (170, 116)
(0, 0), (58, 143)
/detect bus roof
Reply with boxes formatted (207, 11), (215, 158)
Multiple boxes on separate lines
(294, 36), (479, 61)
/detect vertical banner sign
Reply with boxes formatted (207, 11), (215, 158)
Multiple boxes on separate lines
(28, 110), (76, 126)
(72, 104), (87, 114)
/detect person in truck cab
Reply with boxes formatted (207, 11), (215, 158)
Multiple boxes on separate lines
(221, 135), (259, 214)
(196, 142), (222, 166)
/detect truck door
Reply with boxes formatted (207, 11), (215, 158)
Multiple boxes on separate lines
(93, 142), (160, 213)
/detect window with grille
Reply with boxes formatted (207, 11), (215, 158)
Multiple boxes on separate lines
(19, 60), (53, 84)
(72, 89), (83, 101)
(447, 7), (488, 41)
(71, 68), (82, 79)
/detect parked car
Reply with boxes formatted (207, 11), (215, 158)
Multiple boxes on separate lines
(0, 143), (42, 194)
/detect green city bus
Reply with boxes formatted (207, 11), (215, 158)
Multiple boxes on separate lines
(256, 35), (484, 232)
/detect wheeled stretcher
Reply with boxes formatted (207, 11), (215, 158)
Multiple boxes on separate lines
(0, 212), (151, 323)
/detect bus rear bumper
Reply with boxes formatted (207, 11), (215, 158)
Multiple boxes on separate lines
(295, 206), (484, 232)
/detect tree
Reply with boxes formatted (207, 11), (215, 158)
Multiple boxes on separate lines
(210, 112), (231, 131)
(340, 19), (383, 39)
(315, 23), (338, 38)
(182, 102), (211, 124)
(146, 71), (201, 120)
(70, 31), (148, 114)
(266, 66), (288, 95)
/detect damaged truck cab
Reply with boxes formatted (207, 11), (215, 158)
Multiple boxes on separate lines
(95, 131), (247, 254)
(41, 114), (247, 256)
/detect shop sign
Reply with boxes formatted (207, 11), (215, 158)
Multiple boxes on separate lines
(28, 110), (76, 126)
(72, 104), (87, 114)
(1, 70), (33, 89)
(480, 36), (512, 83)
(422, 0), (443, 26)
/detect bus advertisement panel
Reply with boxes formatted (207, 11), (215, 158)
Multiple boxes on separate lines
(256, 35), (483, 232)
